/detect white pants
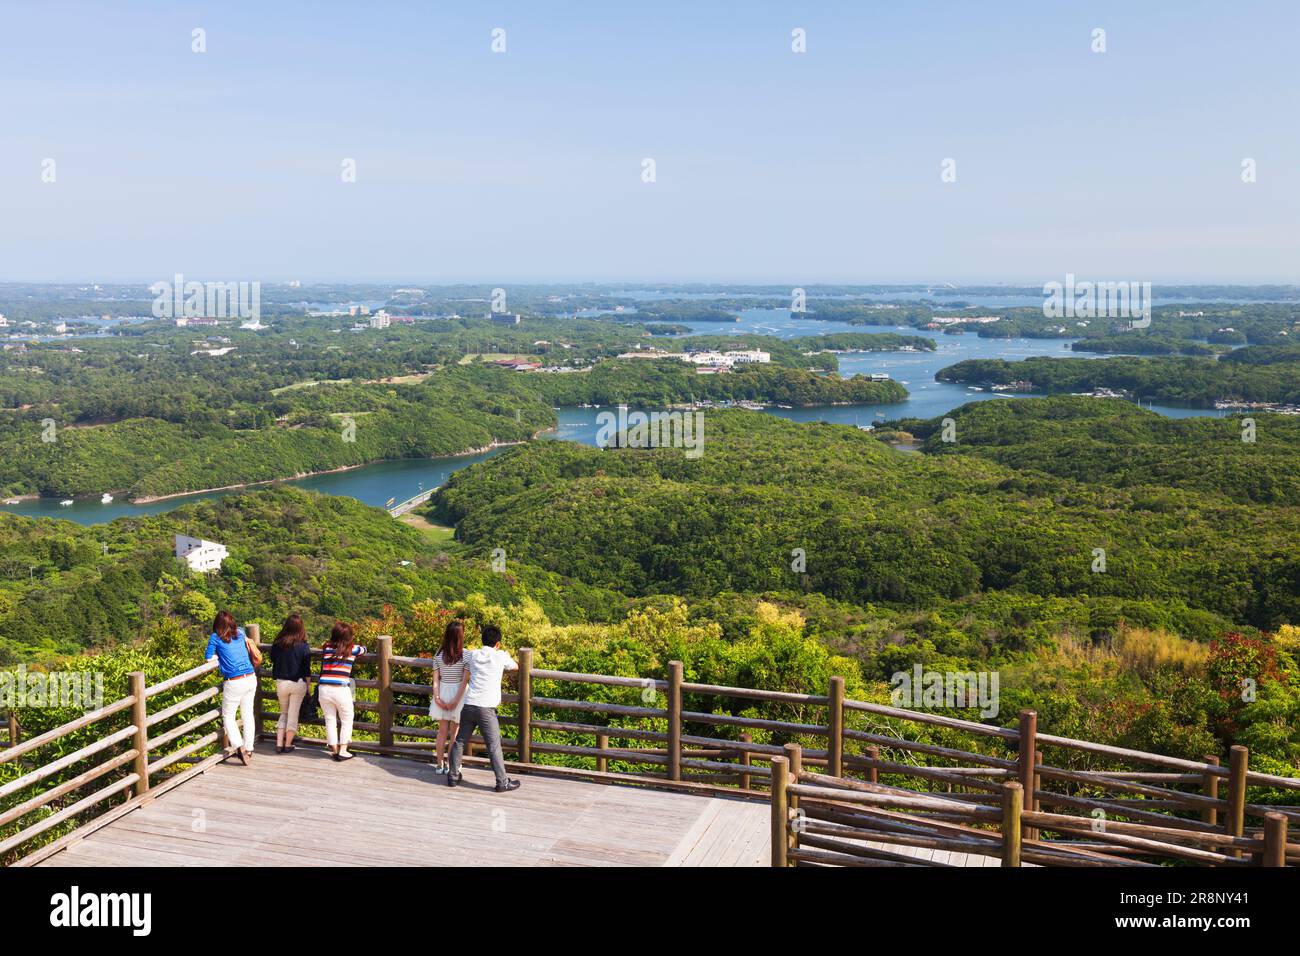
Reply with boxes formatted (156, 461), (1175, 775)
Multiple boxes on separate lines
(221, 675), (257, 750)
(275, 679), (308, 733)
(319, 684), (354, 749)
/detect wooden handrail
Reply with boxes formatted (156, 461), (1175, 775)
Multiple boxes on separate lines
(7, 643), (1300, 868)
(0, 695), (136, 765)
(144, 659), (218, 698)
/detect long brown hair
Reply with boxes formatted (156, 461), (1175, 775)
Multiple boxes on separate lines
(439, 620), (464, 665)
(274, 613), (307, 651)
(213, 610), (238, 643)
(325, 621), (354, 658)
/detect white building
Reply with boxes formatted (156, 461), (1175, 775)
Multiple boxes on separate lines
(369, 312), (392, 329)
(0, 313), (8, 328)
(682, 349), (771, 368)
(175, 534), (228, 573)
(724, 349), (770, 364)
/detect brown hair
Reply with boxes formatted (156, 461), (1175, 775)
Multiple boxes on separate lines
(274, 613), (307, 651)
(325, 621), (354, 657)
(213, 610), (238, 643)
(439, 620), (464, 665)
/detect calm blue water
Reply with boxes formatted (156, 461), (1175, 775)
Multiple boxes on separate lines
(1, 310), (1225, 525)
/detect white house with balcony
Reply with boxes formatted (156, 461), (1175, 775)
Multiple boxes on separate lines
(175, 534), (228, 573)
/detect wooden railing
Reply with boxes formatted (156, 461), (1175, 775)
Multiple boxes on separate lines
(1, 656), (224, 865)
(768, 756), (1296, 868)
(3, 710), (18, 750)
(4, 636), (1300, 867)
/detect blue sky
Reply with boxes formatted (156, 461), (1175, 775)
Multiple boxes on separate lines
(1, 1), (1297, 284)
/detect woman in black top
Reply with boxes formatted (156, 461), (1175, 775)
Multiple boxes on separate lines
(270, 613), (313, 753)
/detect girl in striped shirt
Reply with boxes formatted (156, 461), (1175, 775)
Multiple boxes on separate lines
(319, 622), (366, 762)
(428, 620), (468, 774)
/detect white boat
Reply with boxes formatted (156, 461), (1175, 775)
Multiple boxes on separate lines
(101, 493), (113, 504)
(60, 499), (74, 507)
(2, 498), (19, 505)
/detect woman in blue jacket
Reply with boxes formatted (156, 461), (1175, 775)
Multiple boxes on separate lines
(204, 610), (263, 766)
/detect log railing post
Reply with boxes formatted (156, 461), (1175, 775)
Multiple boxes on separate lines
(1034, 749), (1043, 815)
(827, 675), (845, 778)
(129, 672), (149, 797)
(517, 647), (533, 764)
(1226, 745), (1248, 857)
(770, 754), (790, 867)
(1201, 755), (1220, 826)
(377, 635), (393, 750)
(1262, 812), (1287, 867)
(248, 623), (263, 743)
(1018, 710), (1038, 842)
(865, 744), (879, 784)
(784, 742), (802, 853)
(738, 732), (752, 791)
(1001, 781), (1023, 867)
(667, 661), (683, 782)
(5, 711), (17, 748)
(596, 732), (608, 773)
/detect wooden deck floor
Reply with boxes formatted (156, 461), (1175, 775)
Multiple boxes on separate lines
(859, 839), (1011, 867)
(35, 745), (770, 867)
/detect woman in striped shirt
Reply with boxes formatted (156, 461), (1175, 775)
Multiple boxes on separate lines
(428, 620), (468, 774)
(319, 622), (366, 762)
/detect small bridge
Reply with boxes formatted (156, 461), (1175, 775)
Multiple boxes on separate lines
(387, 489), (434, 517)
(3, 637), (1298, 868)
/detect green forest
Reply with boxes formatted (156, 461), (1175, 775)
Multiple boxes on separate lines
(4, 292), (1300, 858)
(0, 316), (911, 500)
(4, 402), (1298, 791)
(938, 354), (1300, 406)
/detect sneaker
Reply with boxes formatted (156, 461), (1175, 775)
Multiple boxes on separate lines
(495, 778), (521, 793)
(447, 772), (461, 787)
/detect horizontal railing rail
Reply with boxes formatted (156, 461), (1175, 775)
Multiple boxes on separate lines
(5, 634), (1299, 867)
(769, 754), (1296, 868)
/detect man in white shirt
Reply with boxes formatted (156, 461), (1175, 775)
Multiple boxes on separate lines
(448, 624), (521, 792)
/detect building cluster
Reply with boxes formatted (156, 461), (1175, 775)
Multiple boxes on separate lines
(615, 347), (772, 372)
(490, 357), (542, 371)
(926, 316), (1002, 327)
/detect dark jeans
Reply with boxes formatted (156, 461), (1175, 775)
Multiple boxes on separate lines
(449, 704), (508, 786)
